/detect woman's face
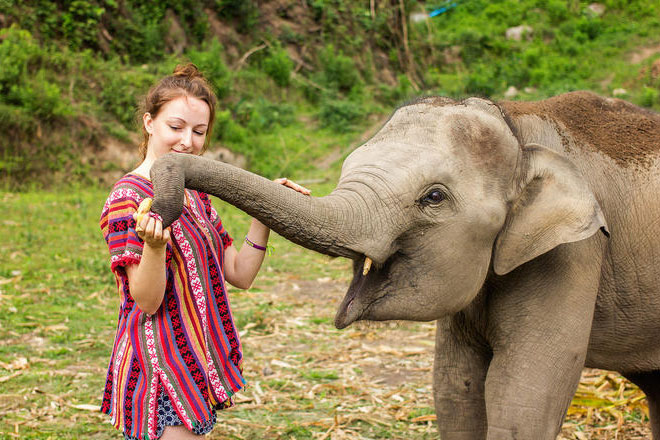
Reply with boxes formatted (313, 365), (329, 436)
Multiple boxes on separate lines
(143, 95), (211, 160)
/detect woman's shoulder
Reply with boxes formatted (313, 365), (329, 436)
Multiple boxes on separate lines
(108, 173), (154, 198)
(101, 173), (153, 215)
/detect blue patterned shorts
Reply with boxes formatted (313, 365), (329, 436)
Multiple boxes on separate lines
(123, 391), (216, 439)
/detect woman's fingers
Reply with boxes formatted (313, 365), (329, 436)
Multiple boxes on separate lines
(275, 177), (311, 195)
(133, 212), (169, 246)
(288, 180), (312, 195)
(144, 216), (155, 237)
(153, 219), (163, 241)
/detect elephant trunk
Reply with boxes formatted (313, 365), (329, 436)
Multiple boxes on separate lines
(150, 153), (363, 259)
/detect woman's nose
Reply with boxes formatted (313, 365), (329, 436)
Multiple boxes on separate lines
(180, 129), (192, 148)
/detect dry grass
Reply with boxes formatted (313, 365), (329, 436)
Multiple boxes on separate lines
(0, 268), (652, 439)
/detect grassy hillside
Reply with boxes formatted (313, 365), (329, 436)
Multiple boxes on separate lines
(0, 0), (658, 188)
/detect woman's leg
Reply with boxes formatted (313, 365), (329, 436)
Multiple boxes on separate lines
(160, 425), (204, 439)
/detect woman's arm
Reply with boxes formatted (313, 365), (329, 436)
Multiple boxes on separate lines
(224, 178), (310, 290)
(125, 214), (171, 315)
(223, 218), (270, 289)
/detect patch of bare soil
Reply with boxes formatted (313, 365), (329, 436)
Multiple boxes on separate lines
(90, 135), (141, 186)
(232, 279), (652, 439)
(629, 43), (660, 64)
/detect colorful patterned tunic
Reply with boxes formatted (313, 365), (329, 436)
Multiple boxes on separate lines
(99, 174), (245, 439)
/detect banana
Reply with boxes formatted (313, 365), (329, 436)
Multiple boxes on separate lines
(135, 198), (153, 231)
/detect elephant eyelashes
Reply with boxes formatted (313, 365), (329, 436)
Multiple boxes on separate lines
(420, 189), (446, 206)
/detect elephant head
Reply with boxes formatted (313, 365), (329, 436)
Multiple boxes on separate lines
(151, 96), (608, 329)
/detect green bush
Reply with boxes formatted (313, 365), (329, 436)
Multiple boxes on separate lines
(249, 99), (295, 131)
(214, 0), (259, 34)
(575, 16), (602, 40)
(8, 70), (72, 120)
(456, 29), (490, 66)
(279, 24), (304, 45)
(187, 39), (232, 99)
(483, 2), (522, 26)
(12, 0), (61, 42)
(318, 95), (363, 132)
(111, 14), (167, 62)
(263, 44), (293, 87)
(99, 64), (156, 128)
(424, 70), (467, 98)
(0, 26), (40, 94)
(105, 1), (208, 61)
(214, 109), (247, 144)
(378, 74), (415, 106)
(61, 0), (105, 50)
(0, 103), (35, 137)
(232, 98), (295, 132)
(318, 45), (361, 93)
(544, 0), (570, 24)
(465, 63), (498, 96)
(0, 26), (71, 120)
(640, 87), (659, 108)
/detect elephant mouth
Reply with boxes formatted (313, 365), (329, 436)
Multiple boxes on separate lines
(334, 255), (390, 329)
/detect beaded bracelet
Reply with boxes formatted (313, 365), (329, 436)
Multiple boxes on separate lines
(244, 236), (274, 255)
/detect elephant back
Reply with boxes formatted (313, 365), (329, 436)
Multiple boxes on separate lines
(500, 91), (660, 168)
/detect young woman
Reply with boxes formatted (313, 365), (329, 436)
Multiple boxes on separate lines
(99, 64), (309, 439)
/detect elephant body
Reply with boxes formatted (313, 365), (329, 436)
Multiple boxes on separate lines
(502, 95), (660, 373)
(151, 91), (660, 439)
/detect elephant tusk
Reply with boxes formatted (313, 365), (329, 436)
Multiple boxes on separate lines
(363, 257), (372, 276)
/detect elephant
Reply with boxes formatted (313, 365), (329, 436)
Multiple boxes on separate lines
(150, 91), (660, 439)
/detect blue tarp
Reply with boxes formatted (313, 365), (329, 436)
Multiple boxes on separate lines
(429, 2), (458, 17)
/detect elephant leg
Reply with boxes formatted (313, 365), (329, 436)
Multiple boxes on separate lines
(484, 344), (585, 440)
(484, 241), (602, 439)
(433, 315), (491, 440)
(622, 370), (660, 439)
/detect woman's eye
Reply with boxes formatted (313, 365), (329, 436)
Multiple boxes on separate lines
(170, 126), (181, 131)
(194, 131), (205, 136)
(422, 190), (445, 205)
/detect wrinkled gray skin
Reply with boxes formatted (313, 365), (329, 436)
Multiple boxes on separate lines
(151, 91), (660, 439)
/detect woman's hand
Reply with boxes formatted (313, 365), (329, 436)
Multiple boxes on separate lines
(126, 211), (171, 315)
(274, 177), (312, 196)
(134, 212), (171, 249)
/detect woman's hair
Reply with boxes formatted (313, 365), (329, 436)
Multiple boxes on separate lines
(138, 63), (217, 159)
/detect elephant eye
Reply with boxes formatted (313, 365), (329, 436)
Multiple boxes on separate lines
(421, 189), (446, 205)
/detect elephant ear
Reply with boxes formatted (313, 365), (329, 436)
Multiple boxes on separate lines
(493, 143), (609, 275)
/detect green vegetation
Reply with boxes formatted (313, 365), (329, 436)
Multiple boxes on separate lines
(0, 0), (658, 188)
(418, 0), (660, 100)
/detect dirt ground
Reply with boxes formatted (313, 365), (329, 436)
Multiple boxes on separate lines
(231, 277), (652, 440)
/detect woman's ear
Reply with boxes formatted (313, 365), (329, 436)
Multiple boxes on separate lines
(493, 143), (609, 275)
(143, 112), (153, 135)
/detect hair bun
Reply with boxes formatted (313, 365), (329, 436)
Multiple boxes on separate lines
(173, 63), (203, 79)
